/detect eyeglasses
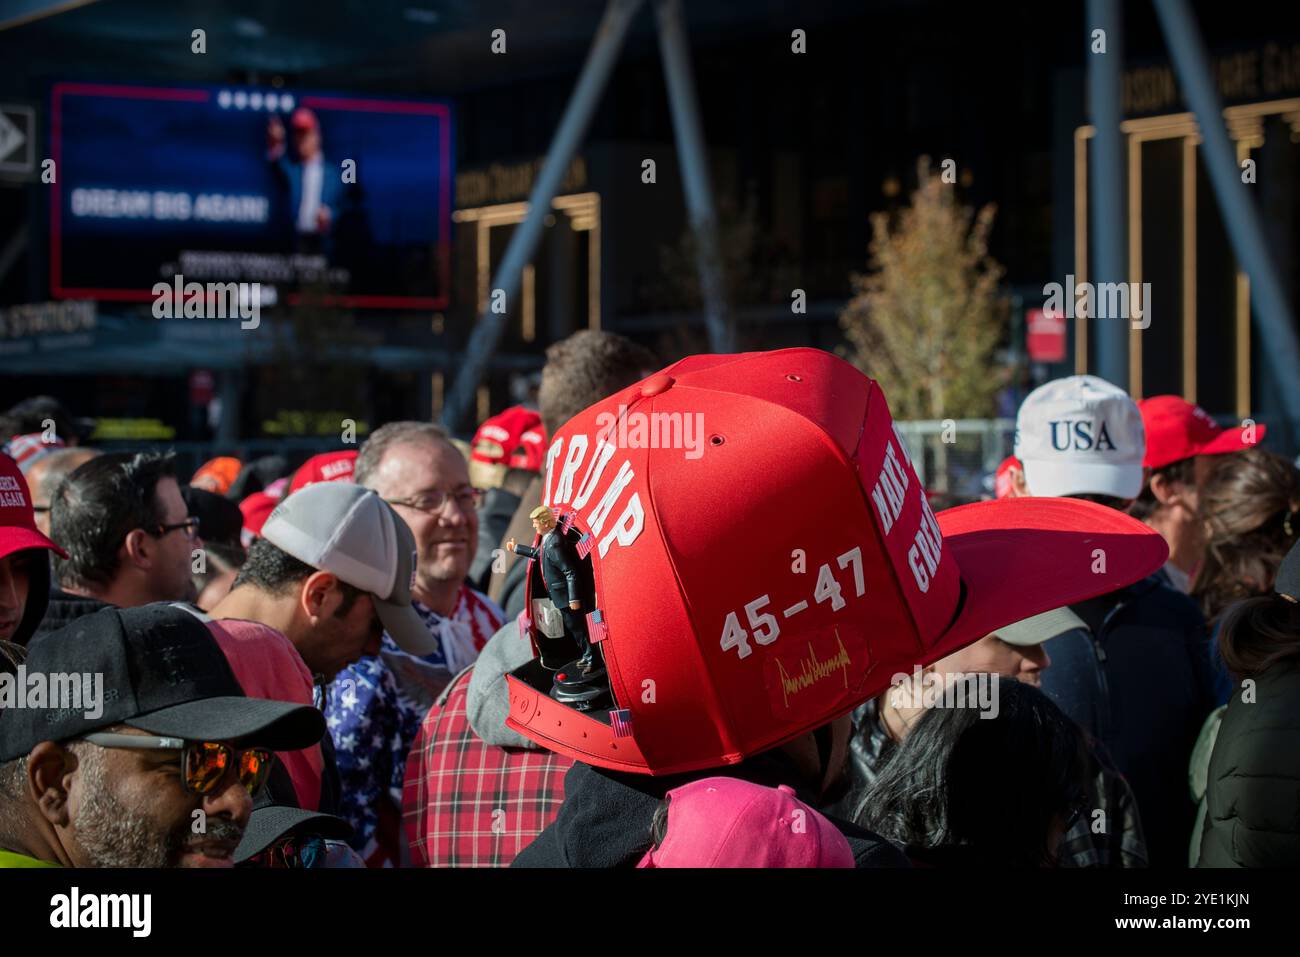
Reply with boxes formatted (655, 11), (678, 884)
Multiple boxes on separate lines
(150, 517), (201, 540)
(246, 833), (328, 869)
(81, 733), (273, 796)
(385, 488), (481, 515)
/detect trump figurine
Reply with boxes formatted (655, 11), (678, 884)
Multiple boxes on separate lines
(506, 505), (601, 676)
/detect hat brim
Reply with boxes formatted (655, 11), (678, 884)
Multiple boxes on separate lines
(1196, 423), (1267, 457)
(469, 459), (507, 490)
(375, 598), (439, 656)
(0, 527), (67, 561)
(233, 804), (352, 863)
(1021, 459), (1143, 499)
(923, 498), (1168, 666)
(126, 695), (325, 751)
(989, 606), (1088, 647)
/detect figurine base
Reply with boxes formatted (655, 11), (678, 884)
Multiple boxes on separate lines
(549, 660), (610, 712)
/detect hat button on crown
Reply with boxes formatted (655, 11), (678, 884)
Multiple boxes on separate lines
(640, 374), (674, 397)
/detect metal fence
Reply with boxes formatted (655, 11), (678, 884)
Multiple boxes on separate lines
(892, 419), (1016, 502)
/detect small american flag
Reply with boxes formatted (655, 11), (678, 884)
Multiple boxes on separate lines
(517, 610), (532, 641)
(586, 608), (608, 643)
(558, 510), (574, 533)
(575, 533), (594, 559)
(609, 708), (634, 738)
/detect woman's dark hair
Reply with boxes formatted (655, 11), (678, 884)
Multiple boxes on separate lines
(232, 538), (362, 617)
(1192, 447), (1300, 623)
(853, 677), (1088, 867)
(49, 451), (176, 592)
(1217, 593), (1300, 679)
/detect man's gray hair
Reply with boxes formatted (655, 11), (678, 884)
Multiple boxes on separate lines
(32, 446), (101, 502)
(354, 421), (453, 488)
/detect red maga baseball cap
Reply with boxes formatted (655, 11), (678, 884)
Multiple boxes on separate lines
(509, 422), (547, 473)
(1138, 395), (1265, 470)
(505, 349), (1168, 776)
(470, 406), (545, 487)
(0, 453), (67, 561)
(239, 490), (280, 547)
(288, 450), (357, 495)
(994, 456), (1021, 500)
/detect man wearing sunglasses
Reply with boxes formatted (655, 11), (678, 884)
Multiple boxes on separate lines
(0, 604), (325, 868)
(37, 452), (201, 640)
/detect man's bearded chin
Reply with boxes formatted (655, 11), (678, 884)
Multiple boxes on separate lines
(73, 753), (243, 867)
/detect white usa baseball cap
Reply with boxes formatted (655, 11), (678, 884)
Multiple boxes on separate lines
(260, 482), (435, 655)
(1014, 375), (1145, 499)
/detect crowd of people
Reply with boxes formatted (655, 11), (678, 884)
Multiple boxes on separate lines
(1, 333), (1297, 868)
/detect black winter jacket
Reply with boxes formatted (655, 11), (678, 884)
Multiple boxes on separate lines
(1039, 575), (1215, 867)
(512, 756), (911, 868)
(1198, 660), (1300, 867)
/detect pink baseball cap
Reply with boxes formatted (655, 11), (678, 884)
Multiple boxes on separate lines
(636, 777), (854, 868)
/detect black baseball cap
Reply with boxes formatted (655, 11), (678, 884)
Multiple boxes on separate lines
(181, 485), (245, 548)
(233, 788), (353, 863)
(0, 604), (325, 761)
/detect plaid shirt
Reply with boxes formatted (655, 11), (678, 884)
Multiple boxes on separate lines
(1059, 745), (1149, 868)
(403, 668), (573, 867)
(327, 584), (503, 866)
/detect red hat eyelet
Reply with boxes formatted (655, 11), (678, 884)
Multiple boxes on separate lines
(709, 434), (725, 447)
(785, 374), (803, 382)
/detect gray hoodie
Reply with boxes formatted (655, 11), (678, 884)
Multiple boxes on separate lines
(464, 621), (546, 749)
